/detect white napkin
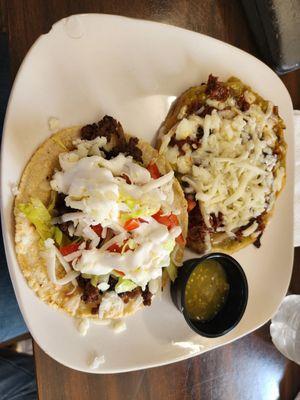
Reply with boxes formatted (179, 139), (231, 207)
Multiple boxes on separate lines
(294, 110), (300, 246)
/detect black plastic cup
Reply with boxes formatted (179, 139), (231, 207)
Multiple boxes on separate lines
(171, 253), (248, 338)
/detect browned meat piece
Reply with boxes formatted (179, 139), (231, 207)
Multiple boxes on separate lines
(235, 212), (266, 245)
(141, 286), (153, 306)
(187, 100), (203, 114)
(197, 126), (204, 139)
(81, 282), (101, 303)
(77, 276), (101, 304)
(198, 105), (216, 117)
(125, 137), (143, 163)
(119, 287), (142, 304)
(106, 137), (143, 163)
(187, 206), (208, 242)
(237, 95), (250, 112)
(54, 193), (76, 215)
(169, 135), (202, 155)
(205, 74), (229, 101)
(81, 115), (143, 162)
(108, 275), (118, 291)
(210, 212), (224, 231)
(58, 221), (71, 234)
(80, 123), (99, 141)
(81, 115), (126, 144)
(253, 233), (263, 248)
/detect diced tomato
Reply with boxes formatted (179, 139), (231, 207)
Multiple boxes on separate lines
(147, 162), (161, 179)
(138, 218), (149, 224)
(121, 174), (131, 184)
(107, 243), (122, 253)
(187, 199), (197, 212)
(153, 209), (183, 244)
(60, 242), (80, 256)
(114, 269), (125, 276)
(152, 209), (179, 229)
(91, 224), (103, 236)
(175, 233), (185, 246)
(124, 218), (140, 231)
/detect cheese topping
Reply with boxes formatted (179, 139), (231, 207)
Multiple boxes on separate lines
(48, 136), (182, 290)
(164, 92), (285, 239)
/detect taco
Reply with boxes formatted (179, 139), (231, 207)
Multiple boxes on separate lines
(14, 116), (187, 319)
(157, 75), (286, 254)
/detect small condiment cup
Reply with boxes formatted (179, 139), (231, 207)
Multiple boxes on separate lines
(170, 252), (248, 338)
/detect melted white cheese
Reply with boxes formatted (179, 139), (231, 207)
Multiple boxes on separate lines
(74, 219), (179, 289)
(166, 95), (284, 237)
(49, 137), (181, 291)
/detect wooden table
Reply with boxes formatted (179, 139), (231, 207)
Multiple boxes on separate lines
(2, 1), (300, 399)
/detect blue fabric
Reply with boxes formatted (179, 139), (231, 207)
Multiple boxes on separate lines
(0, 32), (36, 400)
(0, 349), (36, 400)
(0, 33), (28, 343)
(0, 235), (28, 343)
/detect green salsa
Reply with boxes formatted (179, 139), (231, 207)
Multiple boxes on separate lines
(185, 260), (230, 322)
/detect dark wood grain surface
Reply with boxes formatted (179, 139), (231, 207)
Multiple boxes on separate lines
(3, 1), (300, 399)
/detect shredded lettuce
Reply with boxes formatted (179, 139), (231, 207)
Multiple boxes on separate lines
(119, 193), (160, 222)
(82, 273), (93, 279)
(162, 239), (176, 252)
(166, 260), (177, 282)
(115, 277), (137, 294)
(121, 238), (136, 254)
(47, 191), (57, 214)
(19, 198), (54, 240)
(54, 227), (63, 245)
(19, 197), (63, 245)
(91, 276), (101, 287)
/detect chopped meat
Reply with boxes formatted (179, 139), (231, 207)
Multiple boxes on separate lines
(210, 212), (224, 231)
(77, 276), (101, 304)
(256, 212), (266, 232)
(58, 221), (71, 234)
(235, 217), (256, 241)
(125, 137), (143, 163)
(235, 212), (266, 244)
(141, 286), (153, 306)
(198, 105), (216, 118)
(169, 135), (201, 155)
(103, 134), (143, 162)
(108, 275), (118, 291)
(91, 306), (99, 315)
(81, 282), (101, 304)
(81, 115), (126, 144)
(81, 115), (143, 162)
(102, 148), (120, 160)
(237, 95), (250, 112)
(205, 74), (229, 101)
(187, 100), (203, 115)
(54, 193), (76, 215)
(253, 232), (263, 248)
(80, 123), (99, 141)
(77, 275), (88, 288)
(181, 180), (190, 189)
(235, 229), (243, 242)
(197, 126), (204, 140)
(121, 174), (131, 184)
(119, 287), (142, 304)
(187, 206), (208, 242)
(273, 105), (279, 116)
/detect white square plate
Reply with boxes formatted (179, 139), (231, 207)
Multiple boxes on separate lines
(0, 14), (294, 373)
